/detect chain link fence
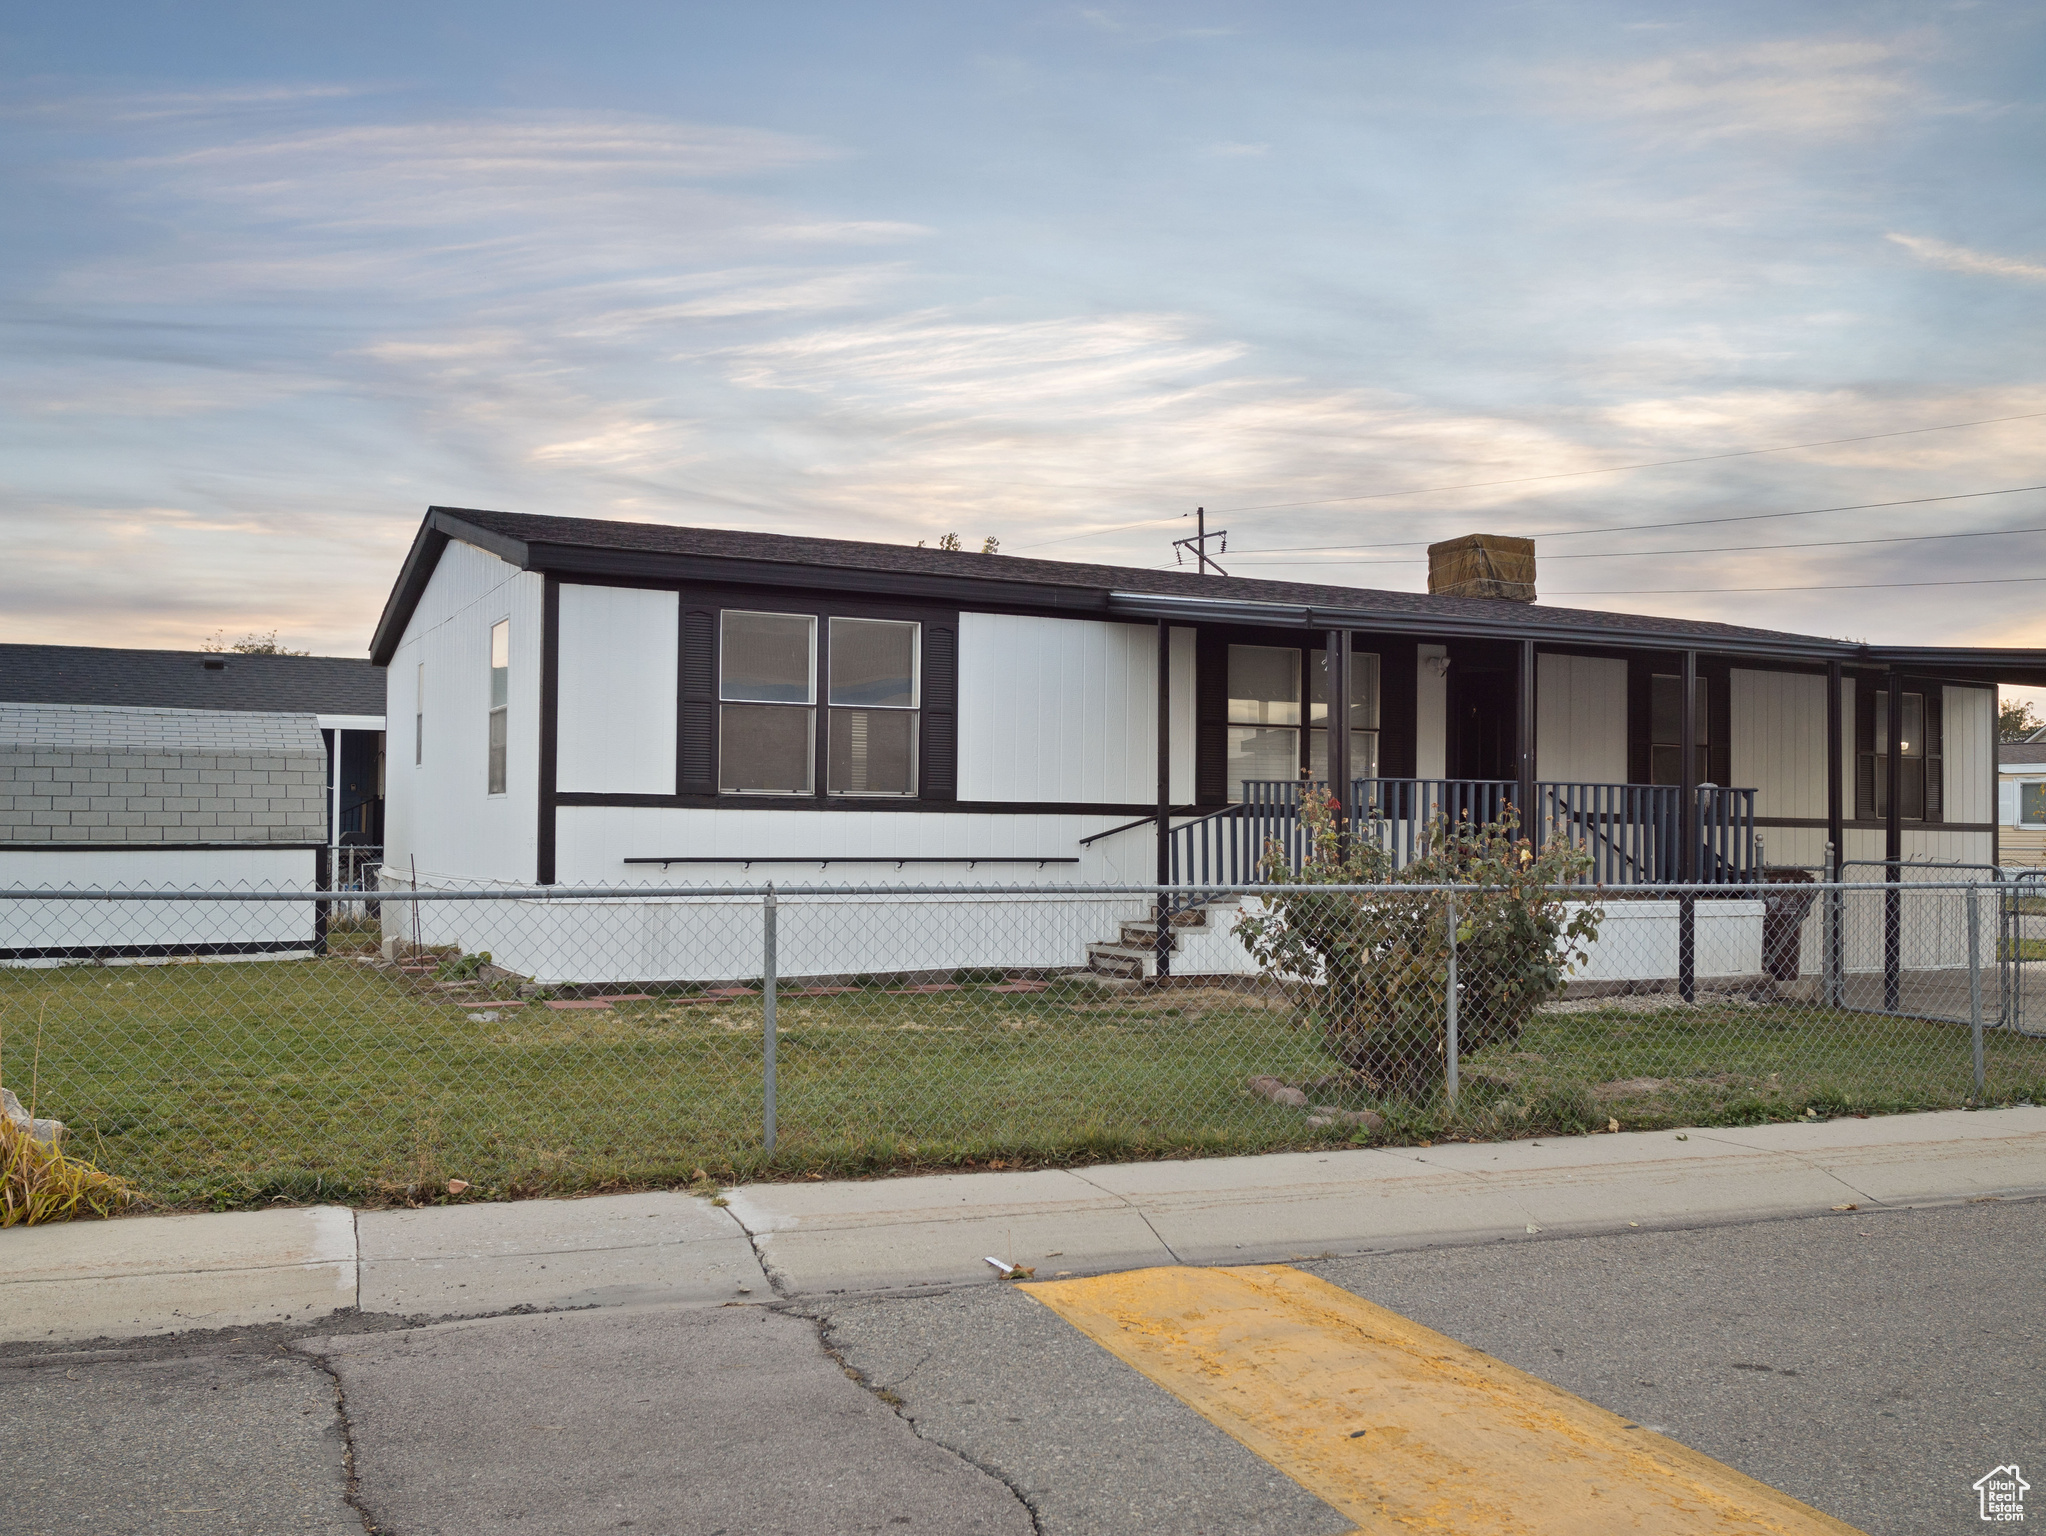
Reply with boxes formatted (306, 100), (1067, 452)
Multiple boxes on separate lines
(2, 877), (2042, 1207)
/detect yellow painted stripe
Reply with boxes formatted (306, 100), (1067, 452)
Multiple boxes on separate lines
(1023, 1266), (1862, 1535)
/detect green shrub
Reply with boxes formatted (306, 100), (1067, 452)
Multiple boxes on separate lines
(1234, 787), (1602, 1099)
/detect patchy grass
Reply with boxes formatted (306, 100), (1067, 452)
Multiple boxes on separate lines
(2000, 937), (2046, 963)
(4, 956), (2042, 1209)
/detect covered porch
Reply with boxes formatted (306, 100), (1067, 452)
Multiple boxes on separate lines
(1106, 575), (2030, 899)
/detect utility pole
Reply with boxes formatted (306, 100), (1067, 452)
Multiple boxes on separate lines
(1172, 506), (1229, 575)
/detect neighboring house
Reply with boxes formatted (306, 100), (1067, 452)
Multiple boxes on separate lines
(369, 506), (2046, 981)
(0, 645), (386, 961)
(1997, 740), (2046, 866)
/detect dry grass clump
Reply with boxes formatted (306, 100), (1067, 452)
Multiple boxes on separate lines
(1, 1114), (137, 1226)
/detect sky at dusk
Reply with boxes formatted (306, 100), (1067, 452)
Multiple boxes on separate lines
(2, 2), (2043, 680)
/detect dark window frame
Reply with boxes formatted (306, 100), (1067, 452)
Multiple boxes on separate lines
(677, 584), (959, 809)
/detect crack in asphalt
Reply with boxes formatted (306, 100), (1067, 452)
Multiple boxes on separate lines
(806, 1310), (1046, 1536)
(295, 1340), (383, 1536)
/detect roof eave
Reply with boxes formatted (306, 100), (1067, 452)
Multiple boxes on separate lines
(1106, 590), (1854, 660)
(369, 509), (533, 664)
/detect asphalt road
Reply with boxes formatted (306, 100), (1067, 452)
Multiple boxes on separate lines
(3, 1197), (2038, 1535)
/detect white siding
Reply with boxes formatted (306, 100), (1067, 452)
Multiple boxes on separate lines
(956, 615), (1193, 804)
(1535, 654), (1626, 782)
(556, 583), (678, 795)
(1943, 685), (1994, 825)
(555, 804), (1166, 886)
(1729, 668), (1828, 819)
(1414, 644), (1447, 779)
(382, 539), (545, 884)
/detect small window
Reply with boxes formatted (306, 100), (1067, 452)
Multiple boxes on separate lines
(1226, 645), (1302, 796)
(414, 662), (424, 767)
(720, 612), (816, 794)
(2023, 782), (2046, 827)
(488, 620), (509, 795)
(827, 618), (919, 796)
(1649, 674), (1710, 787)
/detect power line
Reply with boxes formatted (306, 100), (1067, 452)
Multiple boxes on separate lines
(1226, 519), (2046, 568)
(1223, 483), (2046, 557)
(1551, 573), (2046, 596)
(1206, 409), (2046, 516)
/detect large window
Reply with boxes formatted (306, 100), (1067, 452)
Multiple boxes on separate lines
(1648, 673), (1709, 787)
(1226, 645), (1301, 791)
(717, 611), (923, 796)
(719, 611), (816, 794)
(1227, 641), (1381, 796)
(487, 621), (508, 795)
(827, 618), (919, 796)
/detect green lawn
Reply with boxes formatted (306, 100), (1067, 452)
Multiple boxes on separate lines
(4, 955), (2041, 1209)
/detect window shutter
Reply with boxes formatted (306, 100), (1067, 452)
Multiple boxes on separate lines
(679, 606), (717, 794)
(1925, 689), (1943, 823)
(921, 621), (957, 800)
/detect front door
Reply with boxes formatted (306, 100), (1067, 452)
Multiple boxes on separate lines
(1450, 667), (1516, 782)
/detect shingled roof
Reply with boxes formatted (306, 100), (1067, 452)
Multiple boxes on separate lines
(436, 506), (1832, 646)
(370, 506), (2046, 682)
(0, 644), (384, 717)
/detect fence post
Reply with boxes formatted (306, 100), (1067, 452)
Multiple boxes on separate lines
(1444, 888), (1459, 1110)
(1968, 881), (1985, 1100)
(763, 884), (778, 1156)
(1823, 840), (1842, 1010)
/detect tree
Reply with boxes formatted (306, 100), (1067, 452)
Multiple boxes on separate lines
(2000, 698), (2043, 743)
(1232, 788), (1602, 1098)
(200, 630), (309, 656)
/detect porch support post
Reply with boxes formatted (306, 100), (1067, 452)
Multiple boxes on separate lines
(1515, 639), (1536, 843)
(1826, 660), (1845, 1009)
(1885, 667), (1903, 1010)
(1155, 617), (1172, 979)
(1679, 648), (1699, 1003)
(1327, 627), (1351, 855)
(1826, 663), (1844, 863)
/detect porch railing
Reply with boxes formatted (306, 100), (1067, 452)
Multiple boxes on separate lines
(1166, 779), (1757, 901)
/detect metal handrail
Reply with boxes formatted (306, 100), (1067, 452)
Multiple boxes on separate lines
(1077, 815), (1160, 847)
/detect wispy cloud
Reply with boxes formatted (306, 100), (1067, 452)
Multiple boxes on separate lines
(1543, 37), (1924, 145)
(1888, 232), (2046, 282)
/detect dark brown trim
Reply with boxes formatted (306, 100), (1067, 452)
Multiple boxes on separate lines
(553, 794), (1199, 817)
(537, 575), (560, 885)
(1516, 639), (1536, 833)
(1155, 619), (1171, 883)
(1826, 661), (1843, 870)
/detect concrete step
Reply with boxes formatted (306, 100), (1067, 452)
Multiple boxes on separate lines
(1087, 941), (1170, 979)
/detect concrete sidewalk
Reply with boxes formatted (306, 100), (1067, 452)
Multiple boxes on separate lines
(5, 1105), (2044, 1345)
